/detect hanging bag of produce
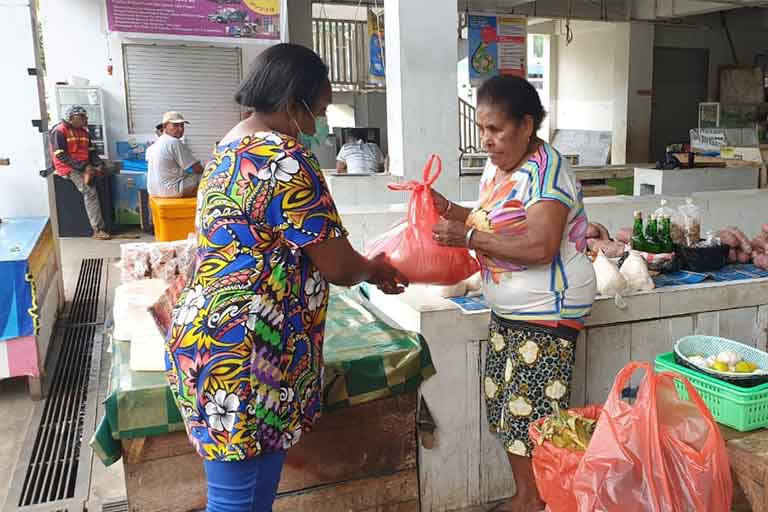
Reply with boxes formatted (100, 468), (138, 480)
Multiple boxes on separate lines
(572, 362), (732, 512)
(529, 405), (602, 512)
(365, 154), (479, 285)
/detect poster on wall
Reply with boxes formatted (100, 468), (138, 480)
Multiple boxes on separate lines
(468, 13), (527, 86)
(367, 8), (385, 84)
(106, 0), (280, 40)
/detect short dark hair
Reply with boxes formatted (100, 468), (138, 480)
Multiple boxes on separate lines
(348, 128), (367, 141)
(477, 76), (546, 132)
(235, 43), (329, 114)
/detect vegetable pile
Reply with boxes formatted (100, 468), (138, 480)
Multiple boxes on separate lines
(534, 403), (598, 452)
(687, 350), (761, 374)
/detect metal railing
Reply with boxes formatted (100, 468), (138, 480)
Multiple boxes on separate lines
(313, 18), (384, 91)
(459, 98), (481, 153)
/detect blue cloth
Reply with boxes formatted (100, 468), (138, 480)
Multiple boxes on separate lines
(0, 218), (47, 341)
(653, 264), (768, 289)
(120, 160), (149, 172)
(203, 452), (286, 512)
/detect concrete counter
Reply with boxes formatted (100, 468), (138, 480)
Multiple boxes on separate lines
(634, 166), (760, 196)
(365, 278), (768, 511)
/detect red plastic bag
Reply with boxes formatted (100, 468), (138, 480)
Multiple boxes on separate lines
(572, 362), (732, 512)
(365, 154), (479, 285)
(529, 405), (602, 512)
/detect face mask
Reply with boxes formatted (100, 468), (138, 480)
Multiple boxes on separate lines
(294, 100), (331, 148)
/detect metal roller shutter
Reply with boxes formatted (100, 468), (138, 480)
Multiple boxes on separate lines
(123, 44), (243, 162)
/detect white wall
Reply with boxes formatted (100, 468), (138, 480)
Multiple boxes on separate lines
(553, 21), (654, 164)
(1, 1), (50, 217)
(554, 21), (616, 132)
(39, 0), (272, 159)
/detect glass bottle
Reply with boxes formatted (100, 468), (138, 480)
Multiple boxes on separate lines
(645, 214), (660, 253)
(631, 211), (646, 252)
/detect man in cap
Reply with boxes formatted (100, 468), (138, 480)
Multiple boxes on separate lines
(146, 111), (203, 198)
(49, 105), (111, 240)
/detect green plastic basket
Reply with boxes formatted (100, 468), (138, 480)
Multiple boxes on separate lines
(655, 352), (768, 432)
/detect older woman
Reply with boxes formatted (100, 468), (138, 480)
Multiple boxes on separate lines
(165, 43), (406, 512)
(432, 76), (596, 510)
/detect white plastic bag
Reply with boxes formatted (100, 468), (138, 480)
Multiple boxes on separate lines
(620, 250), (656, 292)
(593, 250), (627, 308)
(653, 198), (676, 220)
(113, 279), (169, 341)
(673, 197), (702, 247)
(129, 312), (168, 372)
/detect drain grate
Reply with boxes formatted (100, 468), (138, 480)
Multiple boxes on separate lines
(5, 259), (106, 512)
(64, 258), (105, 326)
(101, 500), (128, 512)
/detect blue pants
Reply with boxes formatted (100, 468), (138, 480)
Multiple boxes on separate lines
(204, 452), (286, 512)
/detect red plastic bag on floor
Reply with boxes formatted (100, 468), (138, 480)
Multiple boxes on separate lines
(572, 362), (732, 512)
(365, 154), (479, 285)
(529, 405), (603, 512)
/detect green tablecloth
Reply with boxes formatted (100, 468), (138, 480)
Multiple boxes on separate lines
(90, 288), (435, 466)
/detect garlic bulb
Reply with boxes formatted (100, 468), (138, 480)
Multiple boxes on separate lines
(688, 355), (707, 368)
(716, 350), (740, 366)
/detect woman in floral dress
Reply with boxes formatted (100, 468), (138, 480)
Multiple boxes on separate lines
(431, 76), (596, 511)
(165, 44), (406, 512)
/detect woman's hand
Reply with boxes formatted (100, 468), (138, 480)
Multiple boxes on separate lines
(432, 219), (470, 247)
(431, 189), (450, 216)
(367, 253), (409, 294)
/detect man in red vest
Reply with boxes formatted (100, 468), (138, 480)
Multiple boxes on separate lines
(50, 105), (110, 240)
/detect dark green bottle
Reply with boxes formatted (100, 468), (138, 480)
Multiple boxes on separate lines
(631, 211), (646, 252)
(660, 216), (674, 253)
(645, 214), (660, 253)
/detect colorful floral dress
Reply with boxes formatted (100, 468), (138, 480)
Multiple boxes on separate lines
(165, 132), (346, 462)
(466, 142), (596, 456)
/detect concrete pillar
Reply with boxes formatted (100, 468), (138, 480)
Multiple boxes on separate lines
(286, 0), (313, 49)
(384, 0), (460, 200)
(626, 23), (654, 164)
(611, 22), (654, 164)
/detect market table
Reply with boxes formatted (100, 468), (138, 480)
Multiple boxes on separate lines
(0, 217), (61, 398)
(91, 287), (436, 511)
(366, 274), (768, 511)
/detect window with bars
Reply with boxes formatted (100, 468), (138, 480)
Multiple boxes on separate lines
(313, 18), (384, 91)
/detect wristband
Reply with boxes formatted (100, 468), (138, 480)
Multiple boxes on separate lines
(465, 227), (476, 248)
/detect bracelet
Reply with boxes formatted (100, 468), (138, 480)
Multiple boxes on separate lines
(465, 228), (476, 248)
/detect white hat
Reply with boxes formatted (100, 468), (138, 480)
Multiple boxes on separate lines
(161, 111), (190, 125)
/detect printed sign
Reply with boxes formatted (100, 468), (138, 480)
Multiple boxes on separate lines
(368, 8), (385, 83)
(690, 128), (728, 153)
(106, 0), (280, 40)
(468, 13), (527, 86)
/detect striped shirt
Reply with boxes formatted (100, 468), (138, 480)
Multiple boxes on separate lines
(466, 142), (596, 322)
(336, 141), (384, 174)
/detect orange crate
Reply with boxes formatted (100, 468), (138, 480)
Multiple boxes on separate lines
(149, 196), (196, 242)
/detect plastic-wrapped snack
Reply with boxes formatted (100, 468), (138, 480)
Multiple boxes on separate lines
(120, 243), (150, 283)
(148, 242), (178, 282)
(173, 238), (197, 280)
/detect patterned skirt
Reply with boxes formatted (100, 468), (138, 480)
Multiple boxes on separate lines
(483, 314), (579, 457)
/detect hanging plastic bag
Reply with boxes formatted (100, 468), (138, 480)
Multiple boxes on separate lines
(365, 154), (479, 285)
(529, 405), (602, 512)
(593, 250), (627, 308)
(572, 362), (732, 512)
